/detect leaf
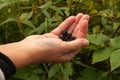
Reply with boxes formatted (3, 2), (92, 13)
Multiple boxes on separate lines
(33, 68), (43, 74)
(101, 17), (108, 25)
(59, 7), (70, 16)
(28, 21), (47, 35)
(113, 22), (120, 30)
(42, 10), (50, 18)
(37, 19), (48, 34)
(110, 36), (120, 49)
(85, 1), (94, 10)
(50, 5), (63, 15)
(0, 0), (29, 10)
(17, 0), (29, 2)
(48, 64), (59, 78)
(0, 2), (10, 10)
(20, 11), (33, 21)
(80, 68), (98, 80)
(116, 12), (120, 18)
(92, 47), (113, 64)
(0, 18), (17, 25)
(39, 1), (52, 9)
(13, 67), (31, 79)
(90, 9), (98, 14)
(92, 25), (100, 33)
(26, 74), (39, 80)
(101, 71), (109, 77)
(104, 25), (113, 31)
(21, 20), (35, 29)
(74, 61), (97, 70)
(87, 33), (109, 45)
(63, 63), (73, 80)
(98, 10), (108, 17)
(0, 0), (9, 2)
(110, 49), (120, 71)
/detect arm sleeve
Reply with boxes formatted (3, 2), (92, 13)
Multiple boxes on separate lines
(0, 52), (16, 80)
(0, 68), (5, 80)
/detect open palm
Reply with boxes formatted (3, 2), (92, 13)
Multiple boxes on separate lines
(19, 13), (90, 65)
(42, 13), (89, 40)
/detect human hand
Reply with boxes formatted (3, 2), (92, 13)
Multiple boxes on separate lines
(19, 13), (89, 64)
(0, 13), (90, 69)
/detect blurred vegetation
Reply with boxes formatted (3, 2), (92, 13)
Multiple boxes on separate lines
(1, 0), (120, 80)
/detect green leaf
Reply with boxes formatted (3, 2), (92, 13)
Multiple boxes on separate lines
(110, 36), (120, 49)
(0, 18), (17, 25)
(80, 68), (98, 80)
(63, 63), (73, 80)
(101, 17), (108, 26)
(0, 2), (10, 10)
(20, 11), (33, 21)
(104, 25), (113, 32)
(48, 64), (59, 78)
(110, 49), (120, 71)
(50, 5), (63, 15)
(90, 9), (98, 14)
(74, 61), (97, 70)
(33, 68), (44, 74)
(101, 71), (109, 77)
(92, 25), (100, 33)
(59, 7), (70, 16)
(21, 20), (36, 29)
(42, 10), (50, 18)
(0, 0), (29, 10)
(116, 12), (120, 18)
(92, 47), (113, 64)
(87, 33), (109, 45)
(98, 10), (108, 17)
(113, 22), (120, 30)
(26, 74), (39, 80)
(28, 21), (47, 35)
(37, 19), (48, 34)
(39, 1), (52, 9)
(13, 67), (31, 79)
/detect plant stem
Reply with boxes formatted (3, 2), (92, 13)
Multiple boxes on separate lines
(111, 25), (120, 38)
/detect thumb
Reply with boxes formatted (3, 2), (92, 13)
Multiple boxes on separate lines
(63, 38), (89, 50)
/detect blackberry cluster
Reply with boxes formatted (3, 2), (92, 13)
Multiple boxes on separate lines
(59, 30), (76, 41)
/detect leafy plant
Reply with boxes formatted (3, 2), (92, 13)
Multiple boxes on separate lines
(1, 0), (120, 80)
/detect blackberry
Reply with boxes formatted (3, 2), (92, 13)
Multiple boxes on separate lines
(59, 30), (76, 41)
(61, 30), (68, 36)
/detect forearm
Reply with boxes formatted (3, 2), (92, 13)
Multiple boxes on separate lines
(0, 42), (32, 69)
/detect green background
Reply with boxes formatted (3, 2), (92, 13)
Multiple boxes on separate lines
(1, 0), (120, 80)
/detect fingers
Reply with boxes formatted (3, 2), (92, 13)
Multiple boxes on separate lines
(62, 38), (89, 51)
(76, 20), (88, 38)
(73, 14), (90, 38)
(51, 16), (76, 36)
(58, 38), (89, 62)
(51, 13), (90, 39)
(68, 13), (83, 33)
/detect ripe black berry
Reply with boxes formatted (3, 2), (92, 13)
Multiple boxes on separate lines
(59, 30), (76, 41)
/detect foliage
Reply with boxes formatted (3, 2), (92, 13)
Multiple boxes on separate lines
(1, 0), (120, 80)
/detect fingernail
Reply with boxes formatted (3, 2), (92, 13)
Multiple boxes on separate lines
(82, 40), (89, 46)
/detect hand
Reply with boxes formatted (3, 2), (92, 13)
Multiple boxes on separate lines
(0, 13), (90, 69)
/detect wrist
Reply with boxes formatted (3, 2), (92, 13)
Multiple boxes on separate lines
(0, 42), (32, 69)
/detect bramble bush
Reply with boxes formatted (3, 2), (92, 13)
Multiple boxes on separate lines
(1, 0), (120, 80)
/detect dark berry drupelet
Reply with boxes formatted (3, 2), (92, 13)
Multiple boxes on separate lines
(59, 30), (76, 41)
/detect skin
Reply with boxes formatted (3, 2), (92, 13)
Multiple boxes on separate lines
(0, 13), (90, 69)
